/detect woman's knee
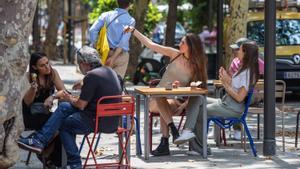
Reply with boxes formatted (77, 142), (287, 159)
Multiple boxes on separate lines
(149, 97), (165, 112)
(207, 97), (219, 104)
(207, 104), (221, 117)
(58, 102), (73, 110)
(149, 99), (157, 112)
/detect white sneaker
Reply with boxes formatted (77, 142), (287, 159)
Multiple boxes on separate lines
(174, 130), (195, 145)
(207, 130), (214, 139)
(233, 130), (241, 140)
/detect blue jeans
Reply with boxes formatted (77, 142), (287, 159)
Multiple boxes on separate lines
(36, 102), (93, 167)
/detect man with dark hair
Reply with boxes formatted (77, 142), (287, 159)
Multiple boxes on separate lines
(117, 0), (131, 8)
(89, 0), (135, 79)
(18, 46), (122, 169)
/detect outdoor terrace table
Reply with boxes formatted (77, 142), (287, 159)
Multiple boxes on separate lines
(134, 87), (208, 160)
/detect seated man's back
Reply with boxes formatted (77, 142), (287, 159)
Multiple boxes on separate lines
(80, 66), (122, 133)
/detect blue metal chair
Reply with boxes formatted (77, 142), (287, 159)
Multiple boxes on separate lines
(207, 88), (257, 157)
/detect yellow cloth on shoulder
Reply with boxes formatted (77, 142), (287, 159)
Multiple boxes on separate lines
(96, 23), (110, 64)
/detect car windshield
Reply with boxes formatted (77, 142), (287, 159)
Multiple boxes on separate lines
(156, 22), (186, 34)
(247, 19), (300, 46)
(152, 22), (186, 45)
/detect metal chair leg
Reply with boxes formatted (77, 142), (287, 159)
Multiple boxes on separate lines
(221, 128), (227, 146)
(241, 125), (246, 152)
(25, 151), (31, 165)
(79, 135), (86, 154)
(42, 155), (46, 169)
(149, 113), (153, 151)
(214, 124), (221, 146)
(242, 121), (257, 157)
(282, 111), (285, 152)
(134, 117), (142, 155)
(93, 133), (101, 152)
(257, 114), (260, 140)
(295, 111), (300, 148)
(79, 133), (101, 154)
(178, 116), (185, 131)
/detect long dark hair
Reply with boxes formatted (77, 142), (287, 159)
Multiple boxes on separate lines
(235, 43), (259, 89)
(185, 33), (208, 89)
(29, 52), (55, 89)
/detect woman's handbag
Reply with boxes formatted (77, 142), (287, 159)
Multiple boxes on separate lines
(30, 102), (50, 115)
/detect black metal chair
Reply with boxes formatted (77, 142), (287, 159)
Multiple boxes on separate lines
(295, 110), (300, 148)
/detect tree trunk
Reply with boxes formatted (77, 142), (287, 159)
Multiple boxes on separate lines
(224, 0), (249, 68)
(208, 0), (213, 30)
(81, 3), (89, 46)
(0, 0), (37, 168)
(44, 0), (62, 60)
(126, 0), (150, 79)
(189, 0), (209, 33)
(165, 0), (178, 47)
(32, 4), (41, 52)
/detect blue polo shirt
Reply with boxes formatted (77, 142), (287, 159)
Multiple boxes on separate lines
(89, 8), (136, 52)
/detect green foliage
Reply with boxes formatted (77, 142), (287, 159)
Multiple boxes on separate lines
(185, 2), (207, 33)
(81, 0), (97, 7)
(88, 1), (162, 36)
(144, 3), (163, 35)
(152, 0), (213, 34)
(88, 0), (118, 24)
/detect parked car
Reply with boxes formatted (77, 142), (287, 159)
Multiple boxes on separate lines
(246, 11), (300, 92)
(152, 22), (186, 46)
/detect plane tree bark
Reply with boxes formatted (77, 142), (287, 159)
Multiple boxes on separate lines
(224, 0), (249, 67)
(165, 0), (178, 47)
(44, 0), (62, 60)
(0, 0), (37, 168)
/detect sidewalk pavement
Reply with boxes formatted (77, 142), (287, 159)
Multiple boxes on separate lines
(13, 62), (300, 169)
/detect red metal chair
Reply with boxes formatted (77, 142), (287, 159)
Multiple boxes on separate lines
(82, 95), (135, 169)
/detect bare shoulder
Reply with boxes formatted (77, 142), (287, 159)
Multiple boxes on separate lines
(170, 51), (182, 59)
(165, 48), (181, 59)
(52, 68), (59, 76)
(52, 68), (62, 80)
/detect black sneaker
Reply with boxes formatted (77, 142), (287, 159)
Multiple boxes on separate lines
(17, 136), (44, 154)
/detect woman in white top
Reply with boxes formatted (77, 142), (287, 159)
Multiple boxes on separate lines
(213, 42), (259, 115)
(124, 26), (208, 156)
(175, 42), (260, 154)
